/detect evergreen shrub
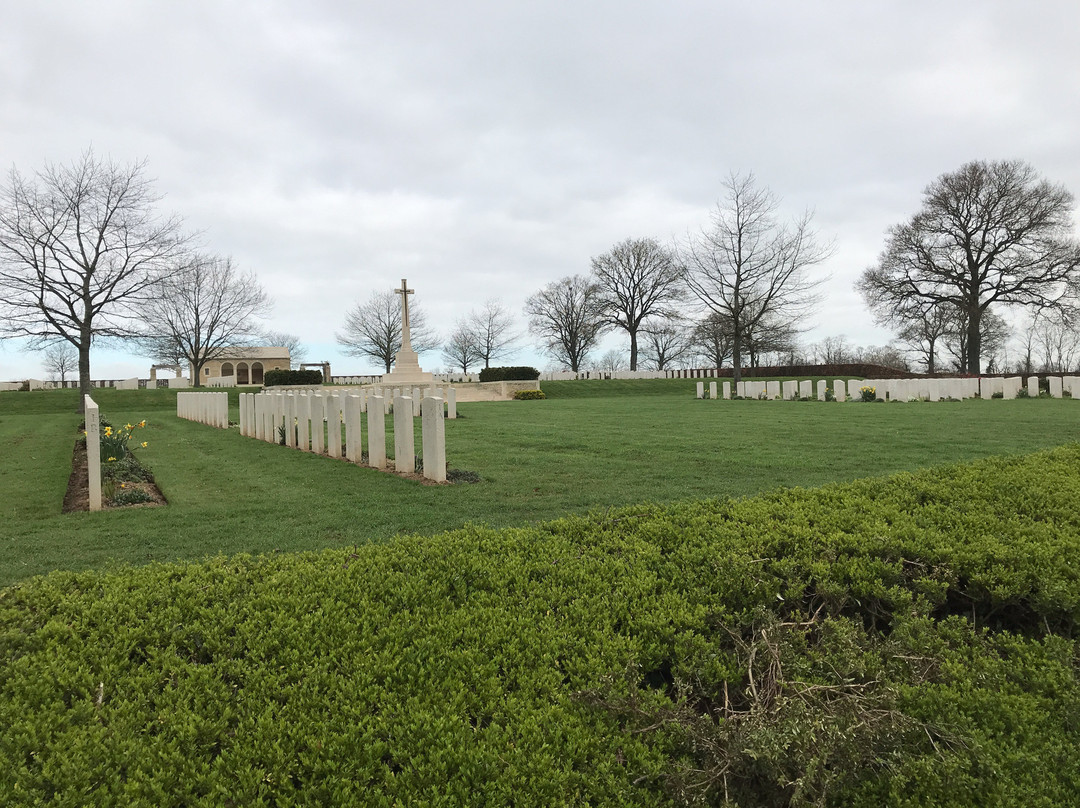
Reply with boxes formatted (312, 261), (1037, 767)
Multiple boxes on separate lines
(263, 369), (322, 387)
(478, 366), (540, 382)
(3, 448), (1080, 805)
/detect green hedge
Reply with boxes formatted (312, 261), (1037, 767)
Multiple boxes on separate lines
(3, 447), (1080, 806)
(478, 366), (540, 382)
(263, 369), (322, 386)
(512, 389), (546, 400)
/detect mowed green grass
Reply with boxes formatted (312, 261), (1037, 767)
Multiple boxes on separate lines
(2, 382), (1078, 587)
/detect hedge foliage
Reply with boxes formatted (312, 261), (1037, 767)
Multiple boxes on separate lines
(478, 366), (540, 382)
(3, 447), (1080, 806)
(512, 389), (546, 400)
(262, 369), (323, 387)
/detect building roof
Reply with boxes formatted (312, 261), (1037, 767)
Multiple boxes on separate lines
(214, 346), (291, 360)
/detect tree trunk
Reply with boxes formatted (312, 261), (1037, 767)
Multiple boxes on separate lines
(731, 330), (743, 386)
(966, 305), (982, 375)
(628, 329), (638, 371)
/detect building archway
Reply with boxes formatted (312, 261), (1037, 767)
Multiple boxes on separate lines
(221, 362), (234, 378)
(237, 362), (249, 385)
(251, 362), (264, 384)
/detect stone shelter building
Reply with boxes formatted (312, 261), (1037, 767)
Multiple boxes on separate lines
(195, 346), (290, 386)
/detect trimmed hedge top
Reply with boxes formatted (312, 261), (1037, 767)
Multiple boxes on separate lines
(3, 447), (1080, 805)
(263, 368), (323, 386)
(478, 365), (540, 382)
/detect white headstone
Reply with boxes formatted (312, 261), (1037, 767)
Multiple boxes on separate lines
(367, 395), (386, 468)
(722, 381), (731, 400)
(394, 396), (414, 473)
(834, 380), (846, 402)
(1049, 376), (1063, 398)
(708, 381), (717, 400)
(782, 380), (797, 400)
(696, 381), (704, 399)
(1027, 376), (1040, 397)
(421, 396), (446, 482)
(766, 381), (780, 399)
(816, 380), (827, 401)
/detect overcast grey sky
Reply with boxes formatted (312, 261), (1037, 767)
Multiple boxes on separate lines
(2, 0), (1079, 380)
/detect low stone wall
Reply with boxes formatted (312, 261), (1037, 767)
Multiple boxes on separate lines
(694, 375), (1080, 401)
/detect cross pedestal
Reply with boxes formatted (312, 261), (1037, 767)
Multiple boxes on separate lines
(381, 278), (434, 385)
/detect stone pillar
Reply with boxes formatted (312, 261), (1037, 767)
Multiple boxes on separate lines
(85, 395), (102, 512)
(421, 396), (446, 482)
(1027, 376), (1039, 397)
(394, 395), (414, 473)
(447, 387), (457, 419)
(367, 395), (386, 468)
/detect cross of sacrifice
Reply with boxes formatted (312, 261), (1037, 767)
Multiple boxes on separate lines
(394, 279), (414, 330)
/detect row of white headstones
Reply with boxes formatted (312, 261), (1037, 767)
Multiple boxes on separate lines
(696, 376), (1080, 401)
(176, 387), (459, 482)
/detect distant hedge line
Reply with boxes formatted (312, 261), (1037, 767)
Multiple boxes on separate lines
(263, 369), (322, 386)
(478, 366), (540, 382)
(3, 447), (1080, 806)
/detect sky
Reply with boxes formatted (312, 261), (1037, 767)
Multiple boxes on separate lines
(2, 0), (1079, 381)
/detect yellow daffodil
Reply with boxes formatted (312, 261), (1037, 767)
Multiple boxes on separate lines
(107, 456), (116, 462)
(138, 420), (146, 427)
(125, 423), (133, 430)
(141, 442), (148, 448)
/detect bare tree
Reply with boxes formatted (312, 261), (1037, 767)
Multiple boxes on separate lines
(261, 330), (307, 369)
(691, 311), (734, 369)
(592, 348), (627, 373)
(441, 319), (482, 374)
(591, 237), (683, 370)
(467, 298), (519, 368)
(857, 159), (1080, 374)
(524, 275), (608, 372)
(0, 150), (188, 407)
(680, 172), (830, 384)
(1018, 308), (1080, 372)
(42, 342), (77, 385)
(139, 255), (271, 386)
(812, 334), (853, 364)
(941, 307), (1011, 373)
(889, 303), (955, 374)
(640, 315), (693, 371)
(337, 290), (440, 373)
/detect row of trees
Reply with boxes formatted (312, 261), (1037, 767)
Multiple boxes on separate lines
(525, 161), (1080, 378)
(0, 150), (302, 404)
(524, 173), (831, 382)
(6, 152), (1079, 397)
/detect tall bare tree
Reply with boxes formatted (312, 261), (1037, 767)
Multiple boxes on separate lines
(442, 319), (482, 374)
(139, 255), (272, 386)
(337, 290), (440, 373)
(680, 172), (830, 384)
(0, 150), (188, 406)
(1030, 309), (1080, 372)
(42, 342), (78, 385)
(467, 298), (519, 368)
(591, 237), (683, 370)
(524, 275), (607, 372)
(858, 159), (1080, 374)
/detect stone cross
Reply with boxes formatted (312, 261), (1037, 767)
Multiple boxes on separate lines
(395, 278), (414, 336)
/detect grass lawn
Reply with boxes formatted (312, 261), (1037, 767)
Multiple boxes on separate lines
(2, 382), (1079, 588)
